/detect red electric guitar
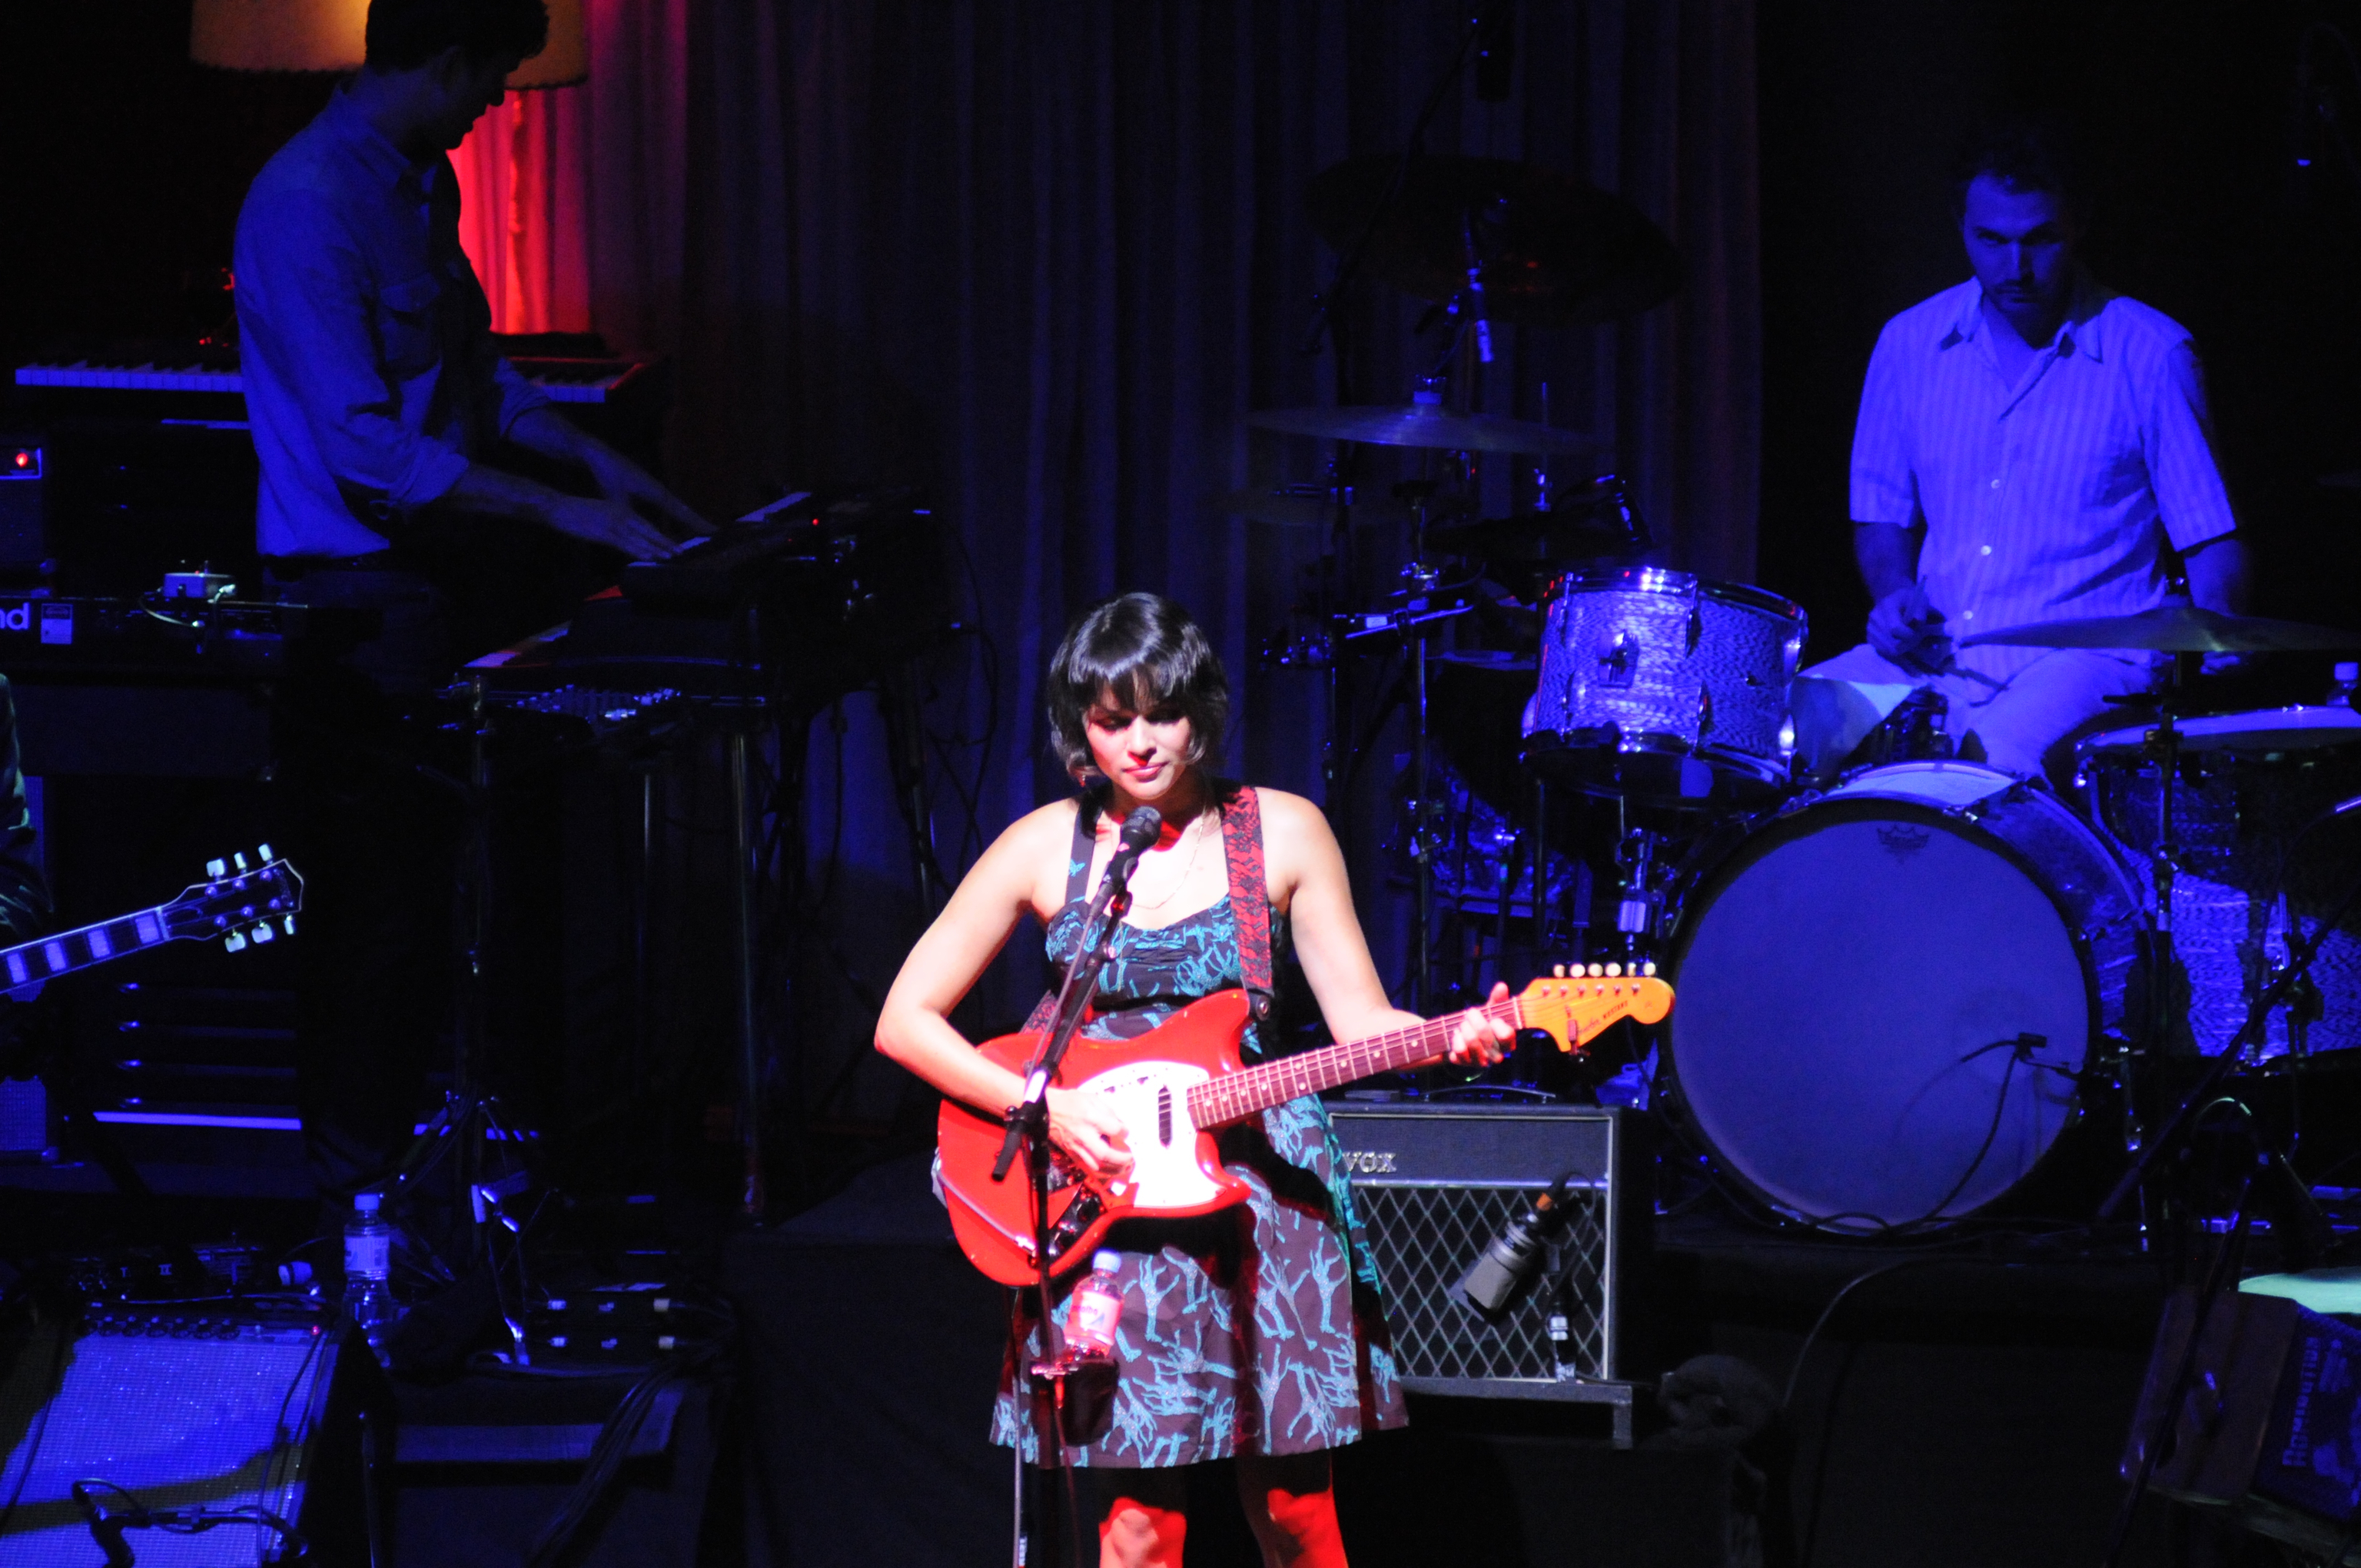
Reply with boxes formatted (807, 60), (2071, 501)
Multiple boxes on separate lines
(938, 967), (1674, 1286)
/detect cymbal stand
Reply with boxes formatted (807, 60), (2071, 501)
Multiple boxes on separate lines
(1318, 461), (1357, 814)
(1405, 497), (1440, 1012)
(2130, 653), (2200, 1178)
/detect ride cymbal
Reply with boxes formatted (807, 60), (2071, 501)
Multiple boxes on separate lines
(1246, 402), (1599, 454)
(1961, 604), (2361, 653)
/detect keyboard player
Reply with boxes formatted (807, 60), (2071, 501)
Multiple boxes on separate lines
(230, 0), (706, 1216)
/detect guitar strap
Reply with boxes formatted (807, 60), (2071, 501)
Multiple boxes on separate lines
(1217, 783), (1278, 1047)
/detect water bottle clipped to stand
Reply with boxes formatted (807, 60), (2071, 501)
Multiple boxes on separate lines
(1038, 1249), (1122, 1447)
(344, 1191), (399, 1365)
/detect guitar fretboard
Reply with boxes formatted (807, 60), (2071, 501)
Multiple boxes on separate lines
(1184, 996), (1524, 1130)
(2, 909), (169, 988)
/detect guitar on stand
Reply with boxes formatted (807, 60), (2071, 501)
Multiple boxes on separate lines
(938, 965), (1672, 1285)
(0, 849), (302, 1282)
(3, 847), (302, 995)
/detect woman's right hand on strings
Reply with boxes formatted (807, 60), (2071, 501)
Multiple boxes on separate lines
(1047, 1086), (1134, 1178)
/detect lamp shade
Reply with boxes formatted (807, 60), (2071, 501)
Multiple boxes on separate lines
(190, 0), (367, 72)
(190, 0), (585, 87)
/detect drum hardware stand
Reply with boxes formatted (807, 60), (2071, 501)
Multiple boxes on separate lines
(1610, 809), (1672, 964)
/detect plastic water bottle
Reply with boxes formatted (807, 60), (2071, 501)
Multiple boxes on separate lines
(344, 1192), (397, 1363)
(1065, 1250), (1124, 1355)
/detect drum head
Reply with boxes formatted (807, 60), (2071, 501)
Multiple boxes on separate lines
(1666, 799), (2091, 1231)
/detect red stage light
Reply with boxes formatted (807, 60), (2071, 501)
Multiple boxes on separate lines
(8, 452), (28, 471)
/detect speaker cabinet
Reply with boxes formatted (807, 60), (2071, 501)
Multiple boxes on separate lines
(1329, 1103), (1649, 1443)
(0, 1305), (383, 1564)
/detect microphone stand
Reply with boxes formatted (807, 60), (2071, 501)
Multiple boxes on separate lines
(992, 810), (1155, 1566)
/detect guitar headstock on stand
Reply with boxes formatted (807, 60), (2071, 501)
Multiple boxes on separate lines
(172, 846), (304, 952)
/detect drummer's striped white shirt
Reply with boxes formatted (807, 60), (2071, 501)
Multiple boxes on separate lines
(1848, 275), (2239, 683)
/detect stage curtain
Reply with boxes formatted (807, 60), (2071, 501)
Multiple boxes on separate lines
(466, 0), (1760, 1076)
(451, 86), (594, 334)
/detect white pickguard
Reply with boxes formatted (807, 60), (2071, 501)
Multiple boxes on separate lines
(1076, 1058), (1224, 1210)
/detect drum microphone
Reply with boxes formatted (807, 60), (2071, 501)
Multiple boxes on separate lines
(1455, 1172), (1579, 1321)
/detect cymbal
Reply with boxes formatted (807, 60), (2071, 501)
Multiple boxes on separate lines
(1246, 402), (1599, 454)
(1306, 154), (1681, 326)
(1961, 604), (2361, 653)
(1217, 486), (1472, 531)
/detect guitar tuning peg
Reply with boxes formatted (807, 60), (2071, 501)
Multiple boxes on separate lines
(1643, 961), (1659, 976)
(257, 842), (273, 862)
(1552, 963), (1567, 978)
(224, 931), (248, 954)
(1587, 963), (1604, 978)
(282, 915), (297, 937)
(232, 852), (250, 872)
(1605, 962), (1622, 978)
(251, 923), (274, 945)
(207, 859), (227, 879)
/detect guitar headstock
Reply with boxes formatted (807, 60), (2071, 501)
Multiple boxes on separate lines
(1516, 962), (1674, 1054)
(161, 846), (306, 952)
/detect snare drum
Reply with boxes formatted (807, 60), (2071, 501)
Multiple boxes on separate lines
(1521, 567), (1806, 809)
(2077, 706), (2361, 1059)
(1663, 762), (2140, 1231)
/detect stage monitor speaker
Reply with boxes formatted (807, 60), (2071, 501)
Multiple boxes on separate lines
(0, 1304), (381, 1565)
(1328, 1103), (1649, 1440)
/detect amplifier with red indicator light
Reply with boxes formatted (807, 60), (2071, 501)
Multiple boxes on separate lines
(0, 437), (42, 571)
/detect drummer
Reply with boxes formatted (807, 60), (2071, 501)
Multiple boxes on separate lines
(1791, 118), (2250, 785)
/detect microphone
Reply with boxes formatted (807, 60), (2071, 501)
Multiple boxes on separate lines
(1475, 1), (1516, 103)
(1102, 806), (1164, 892)
(1455, 1172), (1579, 1320)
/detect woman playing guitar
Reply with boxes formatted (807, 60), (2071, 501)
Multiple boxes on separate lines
(877, 593), (1510, 1568)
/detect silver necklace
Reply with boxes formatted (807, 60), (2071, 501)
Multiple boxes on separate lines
(1121, 810), (1214, 912)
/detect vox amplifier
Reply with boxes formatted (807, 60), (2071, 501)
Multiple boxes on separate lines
(1328, 1101), (1650, 1442)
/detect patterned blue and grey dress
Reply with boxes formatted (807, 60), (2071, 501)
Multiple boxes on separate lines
(989, 799), (1407, 1467)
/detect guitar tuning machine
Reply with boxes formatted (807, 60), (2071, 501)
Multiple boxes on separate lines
(207, 859), (227, 879)
(224, 931), (247, 954)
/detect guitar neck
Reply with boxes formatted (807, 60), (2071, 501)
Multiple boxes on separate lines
(1184, 996), (1522, 1131)
(0, 907), (173, 989)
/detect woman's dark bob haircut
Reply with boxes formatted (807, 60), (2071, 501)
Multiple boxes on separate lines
(1046, 593), (1229, 778)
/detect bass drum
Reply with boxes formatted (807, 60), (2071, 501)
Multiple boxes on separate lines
(1662, 762), (2141, 1232)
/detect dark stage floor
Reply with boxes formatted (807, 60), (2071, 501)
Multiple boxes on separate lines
(723, 1150), (2195, 1568)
